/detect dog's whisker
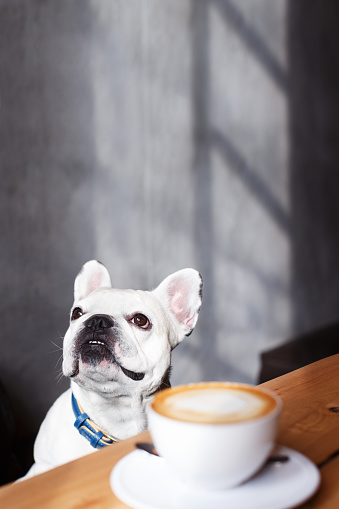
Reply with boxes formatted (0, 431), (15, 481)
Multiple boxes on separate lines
(55, 370), (65, 385)
(55, 354), (63, 368)
(49, 348), (63, 356)
(49, 340), (63, 353)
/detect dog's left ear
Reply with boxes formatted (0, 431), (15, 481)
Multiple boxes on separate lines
(153, 269), (203, 348)
(74, 260), (112, 302)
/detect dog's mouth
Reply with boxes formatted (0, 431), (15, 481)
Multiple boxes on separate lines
(73, 338), (145, 381)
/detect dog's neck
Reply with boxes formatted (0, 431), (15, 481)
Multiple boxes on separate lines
(71, 381), (149, 440)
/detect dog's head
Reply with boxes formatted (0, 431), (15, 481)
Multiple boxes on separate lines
(62, 260), (202, 397)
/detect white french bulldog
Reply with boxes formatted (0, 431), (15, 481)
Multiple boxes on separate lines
(24, 260), (202, 478)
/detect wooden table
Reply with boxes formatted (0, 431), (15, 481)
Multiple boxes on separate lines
(1, 354), (339, 508)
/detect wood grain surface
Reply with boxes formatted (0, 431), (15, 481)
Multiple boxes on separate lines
(1, 354), (339, 508)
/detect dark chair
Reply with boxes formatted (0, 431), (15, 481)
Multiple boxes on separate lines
(258, 321), (339, 383)
(0, 381), (35, 485)
(0, 380), (15, 484)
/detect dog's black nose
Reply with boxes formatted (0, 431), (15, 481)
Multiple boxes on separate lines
(85, 315), (114, 331)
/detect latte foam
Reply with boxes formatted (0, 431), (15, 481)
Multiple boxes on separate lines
(152, 382), (277, 424)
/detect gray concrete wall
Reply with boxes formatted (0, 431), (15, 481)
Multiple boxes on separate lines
(1, 0), (339, 438)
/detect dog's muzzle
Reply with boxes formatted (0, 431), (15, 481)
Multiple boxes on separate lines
(72, 314), (145, 381)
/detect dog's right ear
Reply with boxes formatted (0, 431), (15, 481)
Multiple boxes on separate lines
(74, 260), (112, 301)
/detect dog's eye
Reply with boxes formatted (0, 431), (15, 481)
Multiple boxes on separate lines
(71, 307), (83, 321)
(131, 313), (150, 329)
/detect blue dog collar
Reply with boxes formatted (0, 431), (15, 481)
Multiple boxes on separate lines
(71, 393), (118, 449)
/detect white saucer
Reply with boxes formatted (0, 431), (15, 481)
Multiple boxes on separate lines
(110, 445), (320, 509)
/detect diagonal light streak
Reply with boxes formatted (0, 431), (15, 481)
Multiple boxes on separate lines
(212, 0), (289, 93)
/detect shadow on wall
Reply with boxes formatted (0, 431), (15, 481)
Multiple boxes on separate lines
(289, 1), (339, 332)
(0, 1), (97, 443)
(187, 0), (339, 382)
(186, 0), (290, 382)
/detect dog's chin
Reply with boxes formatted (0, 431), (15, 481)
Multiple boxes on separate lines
(68, 343), (145, 382)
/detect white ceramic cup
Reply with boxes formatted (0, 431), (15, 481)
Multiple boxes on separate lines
(147, 381), (282, 491)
